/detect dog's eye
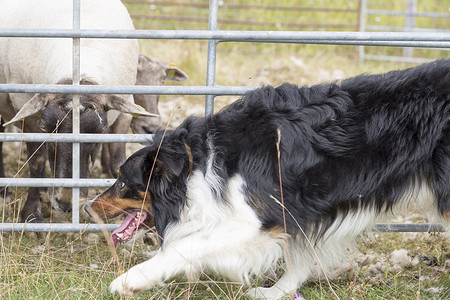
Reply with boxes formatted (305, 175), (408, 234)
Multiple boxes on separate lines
(118, 182), (125, 190)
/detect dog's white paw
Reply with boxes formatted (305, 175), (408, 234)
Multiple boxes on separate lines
(109, 268), (152, 296)
(109, 273), (134, 296)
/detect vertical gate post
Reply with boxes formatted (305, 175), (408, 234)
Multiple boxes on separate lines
(358, 0), (367, 63)
(403, 0), (417, 58)
(72, 0), (81, 224)
(205, 0), (219, 116)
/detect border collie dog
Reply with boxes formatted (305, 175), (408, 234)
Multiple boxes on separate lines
(85, 59), (449, 299)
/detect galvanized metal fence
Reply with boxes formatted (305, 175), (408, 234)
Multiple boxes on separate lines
(125, 0), (361, 30)
(359, 0), (450, 63)
(0, 0), (448, 233)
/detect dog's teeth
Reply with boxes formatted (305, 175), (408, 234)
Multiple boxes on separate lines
(136, 212), (141, 218)
(115, 233), (123, 238)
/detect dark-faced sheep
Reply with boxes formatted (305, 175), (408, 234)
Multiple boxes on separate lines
(132, 54), (189, 135)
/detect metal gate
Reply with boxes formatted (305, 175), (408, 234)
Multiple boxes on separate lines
(0, 0), (448, 233)
(359, 0), (450, 63)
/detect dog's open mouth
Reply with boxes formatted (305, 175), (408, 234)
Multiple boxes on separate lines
(111, 210), (148, 247)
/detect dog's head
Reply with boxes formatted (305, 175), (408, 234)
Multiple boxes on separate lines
(85, 129), (190, 247)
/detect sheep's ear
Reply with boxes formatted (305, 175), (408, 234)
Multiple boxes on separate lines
(105, 95), (159, 117)
(137, 54), (151, 73)
(164, 65), (189, 82)
(138, 53), (188, 82)
(3, 94), (51, 126)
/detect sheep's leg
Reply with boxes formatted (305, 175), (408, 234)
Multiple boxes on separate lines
(20, 140), (46, 223)
(100, 144), (111, 177)
(107, 113), (132, 178)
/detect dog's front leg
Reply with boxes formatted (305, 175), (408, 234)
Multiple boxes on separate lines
(109, 243), (201, 296)
(109, 254), (164, 295)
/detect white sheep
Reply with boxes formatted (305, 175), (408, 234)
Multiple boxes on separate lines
(0, 0), (154, 222)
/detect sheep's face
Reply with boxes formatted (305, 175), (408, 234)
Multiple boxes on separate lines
(4, 79), (157, 213)
(131, 54), (188, 135)
(37, 93), (108, 212)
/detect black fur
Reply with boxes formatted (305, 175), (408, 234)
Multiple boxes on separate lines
(123, 59), (449, 241)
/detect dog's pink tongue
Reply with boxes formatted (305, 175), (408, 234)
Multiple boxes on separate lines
(111, 210), (147, 247)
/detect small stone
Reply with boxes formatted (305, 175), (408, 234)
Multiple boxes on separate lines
(361, 254), (376, 267)
(85, 233), (99, 244)
(390, 249), (410, 268)
(411, 256), (420, 266)
(425, 287), (442, 294)
(444, 259), (450, 268)
(144, 232), (158, 246)
(31, 245), (46, 255)
(420, 255), (438, 266)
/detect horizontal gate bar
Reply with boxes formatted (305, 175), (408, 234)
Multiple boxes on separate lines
(0, 29), (449, 44)
(362, 55), (434, 64)
(0, 29), (447, 41)
(0, 178), (115, 187)
(1, 223), (119, 233)
(0, 223), (445, 233)
(272, 40), (450, 47)
(125, 0), (359, 13)
(366, 25), (450, 33)
(0, 133), (154, 143)
(0, 84), (255, 95)
(367, 9), (450, 18)
(375, 223), (445, 232)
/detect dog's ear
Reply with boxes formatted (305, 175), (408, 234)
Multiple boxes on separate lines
(155, 128), (188, 177)
(157, 148), (186, 177)
(143, 128), (189, 182)
(172, 128), (188, 141)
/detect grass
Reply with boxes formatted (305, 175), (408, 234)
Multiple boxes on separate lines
(1, 0), (449, 299)
(0, 229), (448, 299)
